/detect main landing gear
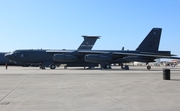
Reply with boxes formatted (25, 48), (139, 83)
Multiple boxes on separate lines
(40, 63), (45, 69)
(120, 63), (129, 70)
(39, 63), (56, 69)
(104, 64), (112, 69)
(101, 64), (112, 69)
(50, 64), (56, 69)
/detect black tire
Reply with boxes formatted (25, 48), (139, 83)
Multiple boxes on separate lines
(105, 64), (111, 69)
(125, 65), (129, 70)
(50, 64), (56, 69)
(147, 65), (151, 70)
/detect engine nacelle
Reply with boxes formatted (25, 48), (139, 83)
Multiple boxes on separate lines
(53, 54), (77, 62)
(85, 54), (112, 63)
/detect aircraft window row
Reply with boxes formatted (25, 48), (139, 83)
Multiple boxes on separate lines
(13, 53), (25, 57)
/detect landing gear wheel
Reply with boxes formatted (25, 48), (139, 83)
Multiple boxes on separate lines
(88, 66), (93, 69)
(50, 64), (56, 69)
(40, 65), (45, 69)
(39, 63), (45, 69)
(147, 65), (151, 70)
(124, 65), (129, 70)
(105, 64), (111, 69)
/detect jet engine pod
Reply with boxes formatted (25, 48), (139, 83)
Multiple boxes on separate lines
(53, 54), (77, 62)
(85, 54), (112, 63)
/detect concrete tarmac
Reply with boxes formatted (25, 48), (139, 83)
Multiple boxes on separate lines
(0, 66), (180, 111)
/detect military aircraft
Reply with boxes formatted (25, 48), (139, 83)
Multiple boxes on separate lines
(83, 28), (180, 70)
(5, 36), (100, 69)
(5, 28), (180, 70)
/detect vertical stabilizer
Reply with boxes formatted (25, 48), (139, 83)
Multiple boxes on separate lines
(136, 28), (162, 52)
(78, 36), (100, 50)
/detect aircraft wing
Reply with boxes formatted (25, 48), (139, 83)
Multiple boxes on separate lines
(77, 50), (111, 54)
(113, 52), (180, 59)
(78, 50), (180, 59)
(46, 50), (111, 54)
(135, 52), (177, 56)
(46, 50), (75, 53)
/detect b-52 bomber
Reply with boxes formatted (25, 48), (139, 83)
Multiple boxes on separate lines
(5, 28), (180, 70)
(82, 28), (180, 70)
(5, 36), (100, 69)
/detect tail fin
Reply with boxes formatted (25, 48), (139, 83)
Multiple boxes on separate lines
(77, 36), (100, 50)
(136, 28), (162, 52)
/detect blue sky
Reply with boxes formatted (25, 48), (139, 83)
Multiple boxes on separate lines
(0, 0), (180, 56)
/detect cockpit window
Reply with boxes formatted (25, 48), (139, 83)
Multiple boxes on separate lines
(8, 51), (15, 55)
(13, 51), (19, 57)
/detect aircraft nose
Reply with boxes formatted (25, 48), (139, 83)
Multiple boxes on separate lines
(4, 53), (12, 60)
